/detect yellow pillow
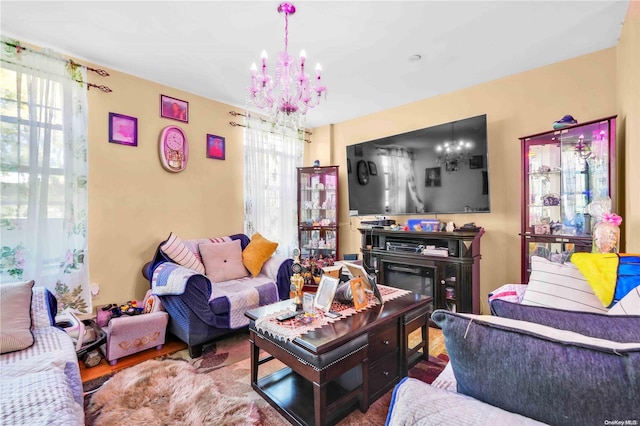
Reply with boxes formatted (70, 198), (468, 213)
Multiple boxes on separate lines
(242, 233), (278, 277)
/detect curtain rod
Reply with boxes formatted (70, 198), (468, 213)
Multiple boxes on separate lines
(1, 58), (113, 93)
(228, 110), (313, 136)
(229, 120), (311, 144)
(2, 40), (113, 93)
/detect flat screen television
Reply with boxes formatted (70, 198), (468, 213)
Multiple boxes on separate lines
(346, 114), (490, 216)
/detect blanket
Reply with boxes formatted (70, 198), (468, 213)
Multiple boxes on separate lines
(151, 262), (280, 329)
(209, 277), (279, 328)
(571, 253), (640, 307)
(151, 262), (200, 296)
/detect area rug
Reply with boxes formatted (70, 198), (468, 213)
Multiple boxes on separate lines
(86, 359), (260, 425)
(85, 350), (449, 425)
(83, 331), (250, 394)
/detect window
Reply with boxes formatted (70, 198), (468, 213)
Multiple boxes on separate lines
(243, 119), (303, 256)
(0, 42), (91, 312)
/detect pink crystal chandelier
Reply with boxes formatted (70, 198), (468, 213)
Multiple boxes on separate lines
(249, 2), (327, 127)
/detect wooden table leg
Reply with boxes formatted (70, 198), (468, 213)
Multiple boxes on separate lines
(313, 380), (327, 426)
(359, 357), (369, 412)
(250, 331), (259, 386)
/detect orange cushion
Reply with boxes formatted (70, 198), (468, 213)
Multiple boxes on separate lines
(242, 233), (278, 277)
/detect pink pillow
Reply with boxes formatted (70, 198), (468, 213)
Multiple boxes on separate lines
(199, 240), (249, 283)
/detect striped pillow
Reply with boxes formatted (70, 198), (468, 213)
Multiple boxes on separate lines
(1, 280), (35, 354)
(521, 256), (607, 313)
(160, 233), (205, 274)
(608, 286), (640, 315)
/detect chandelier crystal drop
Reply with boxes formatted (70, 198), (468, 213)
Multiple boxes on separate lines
(435, 123), (473, 172)
(248, 2), (327, 129)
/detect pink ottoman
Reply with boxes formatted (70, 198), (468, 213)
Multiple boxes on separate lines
(99, 290), (169, 365)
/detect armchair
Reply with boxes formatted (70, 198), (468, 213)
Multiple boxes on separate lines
(143, 233), (293, 357)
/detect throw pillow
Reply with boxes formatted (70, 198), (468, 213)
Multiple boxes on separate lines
(521, 256), (607, 313)
(608, 285), (640, 315)
(242, 233), (278, 277)
(199, 240), (249, 283)
(1, 280), (35, 354)
(432, 310), (640, 425)
(489, 299), (640, 342)
(160, 232), (205, 274)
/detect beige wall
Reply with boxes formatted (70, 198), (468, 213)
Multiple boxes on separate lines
(309, 48), (618, 314)
(618, 1), (640, 252)
(87, 68), (245, 307)
(24, 5), (637, 313)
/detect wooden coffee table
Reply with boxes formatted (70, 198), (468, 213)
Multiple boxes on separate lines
(245, 292), (432, 425)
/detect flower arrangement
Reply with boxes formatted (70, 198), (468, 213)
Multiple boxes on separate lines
(301, 254), (335, 286)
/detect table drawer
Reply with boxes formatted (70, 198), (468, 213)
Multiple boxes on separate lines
(368, 350), (399, 397)
(369, 322), (398, 361)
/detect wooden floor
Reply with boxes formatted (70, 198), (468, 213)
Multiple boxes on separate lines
(80, 327), (446, 384)
(79, 334), (187, 383)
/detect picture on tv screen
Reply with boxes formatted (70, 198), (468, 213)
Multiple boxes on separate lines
(346, 114), (490, 216)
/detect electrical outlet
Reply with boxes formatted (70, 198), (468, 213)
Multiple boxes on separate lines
(90, 283), (100, 297)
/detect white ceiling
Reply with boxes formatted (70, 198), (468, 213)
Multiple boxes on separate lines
(0, 1), (629, 128)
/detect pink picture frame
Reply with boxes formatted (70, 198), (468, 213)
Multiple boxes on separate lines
(206, 134), (225, 160)
(108, 113), (137, 146)
(160, 95), (188, 123)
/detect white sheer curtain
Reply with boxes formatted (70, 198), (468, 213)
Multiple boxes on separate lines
(243, 115), (303, 257)
(0, 38), (91, 312)
(379, 147), (425, 213)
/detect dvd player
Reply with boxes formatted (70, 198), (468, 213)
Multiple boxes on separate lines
(361, 219), (396, 226)
(386, 241), (424, 253)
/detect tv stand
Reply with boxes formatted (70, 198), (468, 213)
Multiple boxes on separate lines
(359, 228), (484, 314)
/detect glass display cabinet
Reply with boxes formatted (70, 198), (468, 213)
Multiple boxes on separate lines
(297, 166), (339, 260)
(520, 116), (616, 282)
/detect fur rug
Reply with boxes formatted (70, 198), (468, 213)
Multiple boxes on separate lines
(85, 329), (449, 425)
(85, 359), (260, 426)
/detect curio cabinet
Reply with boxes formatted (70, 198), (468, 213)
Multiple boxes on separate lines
(297, 166), (339, 261)
(520, 116), (616, 282)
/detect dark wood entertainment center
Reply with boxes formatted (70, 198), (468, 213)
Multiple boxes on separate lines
(359, 227), (484, 315)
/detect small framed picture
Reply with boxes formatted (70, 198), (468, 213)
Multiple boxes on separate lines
(206, 134), (225, 160)
(347, 159), (351, 174)
(354, 144), (363, 157)
(368, 161), (377, 176)
(314, 275), (339, 312)
(350, 278), (368, 310)
(425, 166), (441, 187)
(108, 113), (137, 146)
(160, 94), (188, 123)
(445, 159), (459, 172)
(470, 155), (484, 169)
(533, 224), (551, 235)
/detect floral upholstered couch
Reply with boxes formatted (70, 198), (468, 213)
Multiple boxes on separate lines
(386, 256), (640, 425)
(144, 232), (293, 357)
(0, 282), (84, 425)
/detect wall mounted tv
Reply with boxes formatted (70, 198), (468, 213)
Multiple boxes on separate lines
(346, 114), (490, 216)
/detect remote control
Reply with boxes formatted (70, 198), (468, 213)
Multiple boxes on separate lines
(276, 311), (299, 321)
(325, 311), (342, 319)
